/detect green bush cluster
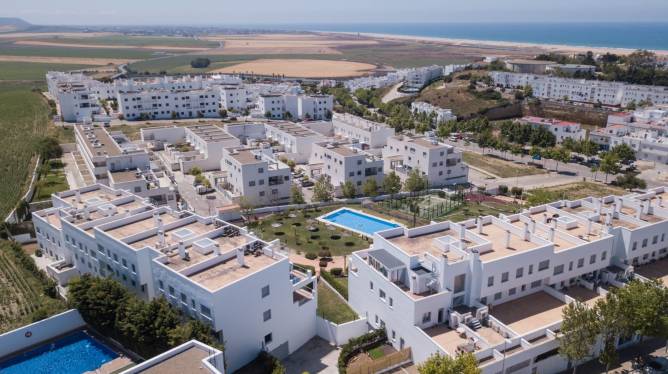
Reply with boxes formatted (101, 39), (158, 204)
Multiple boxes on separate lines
(68, 275), (222, 358)
(338, 329), (387, 374)
(320, 270), (348, 300)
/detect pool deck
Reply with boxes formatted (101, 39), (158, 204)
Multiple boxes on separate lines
(317, 207), (403, 237)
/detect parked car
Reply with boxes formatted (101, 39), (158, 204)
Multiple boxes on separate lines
(645, 357), (668, 374)
(301, 180), (314, 187)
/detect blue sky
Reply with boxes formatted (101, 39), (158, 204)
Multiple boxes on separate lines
(5, 0), (668, 25)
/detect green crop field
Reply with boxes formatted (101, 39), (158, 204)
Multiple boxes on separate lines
(0, 61), (95, 81)
(30, 35), (219, 48)
(0, 82), (51, 219)
(0, 41), (161, 59)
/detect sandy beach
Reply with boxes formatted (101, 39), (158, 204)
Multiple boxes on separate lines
(320, 31), (668, 57)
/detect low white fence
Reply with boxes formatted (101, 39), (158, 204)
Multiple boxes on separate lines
(316, 316), (369, 346)
(0, 309), (85, 358)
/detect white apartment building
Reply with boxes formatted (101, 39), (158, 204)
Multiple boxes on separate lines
(107, 168), (177, 209)
(411, 102), (457, 125)
(219, 85), (250, 113)
(258, 94), (333, 121)
(517, 116), (586, 144)
(545, 64), (597, 75)
(383, 135), (468, 187)
(220, 147), (292, 206)
(117, 88), (221, 120)
(348, 186), (668, 374)
(404, 65), (443, 92)
(491, 71), (668, 107)
(32, 184), (317, 372)
(332, 113), (395, 151)
(309, 142), (384, 195)
(75, 125), (150, 184)
(141, 124), (241, 172)
(264, 122), (328, 163)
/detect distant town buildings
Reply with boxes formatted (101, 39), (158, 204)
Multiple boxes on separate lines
(411, 101), (457, 124)
(517, 116), (585, 144)
(490, 71), (668, 106)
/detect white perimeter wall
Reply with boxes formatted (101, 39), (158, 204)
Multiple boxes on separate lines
(316, 316), (369, 346)
(0, 309), (85, 359)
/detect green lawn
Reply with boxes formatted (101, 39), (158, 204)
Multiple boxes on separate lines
(0, 82), (51, 218)
(250, 206), (372, 256)
(463, 152), (547, 178)
(30, 35), (218, 48)
(440, 200), (522, 223)
(368, 346), (386, 360)
(0, 61), (95, 81)
(0, 41), (159, 59)
(33, 160), (69, 202)
(317, 281), (358, 324)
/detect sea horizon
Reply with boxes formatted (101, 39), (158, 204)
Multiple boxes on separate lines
(258, 22), (668, 51)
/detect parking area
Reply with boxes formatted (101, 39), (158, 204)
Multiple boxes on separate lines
(282, 338), (340, 374)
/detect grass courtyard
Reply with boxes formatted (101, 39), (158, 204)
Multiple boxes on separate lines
(249, 206), (373, 256)
(317, 281), (358, 324)
(33, 159), (69, 202)
(463, 151), (547, 178)
(527, 182), (628, 206)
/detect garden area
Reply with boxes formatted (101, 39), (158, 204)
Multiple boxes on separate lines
(0, 240), (66, 333)
(526, 181), (627, 206)
(248, 206), (372, 256)
(33, 159), (69, 202)
(439, 193), (522, 222)
(463, 151), (547, 178)
(317, 281), (358, 324)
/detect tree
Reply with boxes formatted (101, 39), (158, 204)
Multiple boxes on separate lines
(341, 181), (356, 199)
(190, 58), (211, 68)
(610, 143), (636, 164)
(594, 294), (624, 374)
(313, 175), (334, 202)
(363, 178), (378, 197)
(68, 275), (129, 334)
(549, 147), (571, 173)
(382, 171), (402, 197)
(35, 136), (62, 160)
(559, 301), (599, 374)
(418, 352), (481, 374)
(600, 152), (621, 183)
(613, 173), (647, 191)
(613, 279), (668, 342)
(291, 185), (304, 204)
(404, 169), (428, 193)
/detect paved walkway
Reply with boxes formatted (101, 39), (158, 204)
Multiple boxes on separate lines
(288, 253), (347, 274)
(282, 337), (340, 374)
(62, 152), (85, 189)
(381, 82), (414, 103)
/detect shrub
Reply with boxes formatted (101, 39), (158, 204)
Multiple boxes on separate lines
(319, 260), (328, 268)
(338, 330), (387, 374)
(330, 234), (341, 240)
(305, 252), (318, 260)
(35, 248), (42, 257)
(318, 249), (331, 258)
(498, 184), (509, 195)
(437, 191), (446, 198)
(321, 270), (347, 299)
(345, 241), (355, 247)
(253, 351), (286, 374)
(330, 267), (343, 276)
(190, 58), (211, 68)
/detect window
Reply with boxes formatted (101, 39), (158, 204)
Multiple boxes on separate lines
(263, 309), (272, 322)
(509, 287), (517, 296)
(528, 265), (533, 274)
(249, 180), (256, 187)
(422, 312), (431, 324)
(516, 268), (523, 278)
(370, 281), (374, 290)
(487, 276), (494, 287)
(389, 297), (394, 307)
(258, 167), (264, 173)
(652, 235), (658, 244)
(661, 233), (665, 242)
(201, 305), (211, 317)
(632, 241), (637, 251)
(392, 330), (396, 341)
(538, 260), (550, 271)
(264, 333), (273, 345)
(262, 285), (270, 298)
(379, 289), (386, 300)
(501, 272), (509, 283)
(590, 254), (597, 264)
(553, 265), (564, 275)
(601, 251), (607, 261)
(181, 293), (187, 303)
(578, 258), (585, 268)
(169, 286), (175, 295)
(642, 238), (648, 248)
(494, 292), (502, 300)
(159, 280), (164, 290)
(531, 280), (542, 288)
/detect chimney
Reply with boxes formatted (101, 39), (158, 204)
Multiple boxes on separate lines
(605, 213), (613, 225)
(83, 203), (90, 220)
(637, 204), (643, 220)
(616, 197), (623, 214)
(542, 213), (548, 224)
(76, 190), (81, 203)
(213, 243), (220, 256)
(505, 230), (511, 249)
(476, 219), (483, 234)
(459, 224), (466, 239)
(158, 230), (165, 247)
(531, 219), (536, 233)
(178, 241), (187, 259)
(597, 200), (603, 216)
(523, 222), (530, 241)
(552, 218), (558, 230)
(586, 219), (592, 236)
(549, 227), (556, 242)
(236, 248), (245, 267)
(658, 196), (663, 207)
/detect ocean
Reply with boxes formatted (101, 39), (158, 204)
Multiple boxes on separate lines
(280, 22), (668, 51)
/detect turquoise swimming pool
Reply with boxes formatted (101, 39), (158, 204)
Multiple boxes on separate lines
(0, 330), (118, 374)
(321, 208), (400, 236)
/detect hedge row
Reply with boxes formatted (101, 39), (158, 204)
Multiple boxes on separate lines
(320, 269), (348, 300)
(338, 329), (387, 374)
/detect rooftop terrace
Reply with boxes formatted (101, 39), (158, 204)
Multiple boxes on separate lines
(635, 257), (668, 287)
(136, 345), (213, 374)
(387, 228), (467, 261)
(76, 126), (121, 157)
(476, 223), (539, 261)
(187, 250), (278, 291)
(266, 122), (320, 138)
(491, 291), (565, 335)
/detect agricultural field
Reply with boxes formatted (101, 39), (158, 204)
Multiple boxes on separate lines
(23, 35), (219, 48)
(0, 82), (51, 219)
(0, 240), (66, 333)
(0, 40), (158, 60)
(463, 151), (547, 178)
(0, 61), (94, 81)
(215, 58), (376, 78)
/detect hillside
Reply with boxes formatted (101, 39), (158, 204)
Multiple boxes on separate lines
(0, 17), (31, 32)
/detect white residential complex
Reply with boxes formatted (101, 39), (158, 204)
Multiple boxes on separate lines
(32, 184), (317, 372)
(491, 71), (668, 107)
(257, 94), (333, 121)
(117, 88), (222, 120)
(348, 186), (668, 374)
(264, 121), (329, 163)
(383, 135), (468, 187)
(517, 116), (586, 144)
(332, 113), (395, 150)
(411, 101), (457, 125)
(309, 142), (384, 195)
(590, 106), (668, 164)
(404, 65), (443, 92)
(220, 147), (292, 206)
